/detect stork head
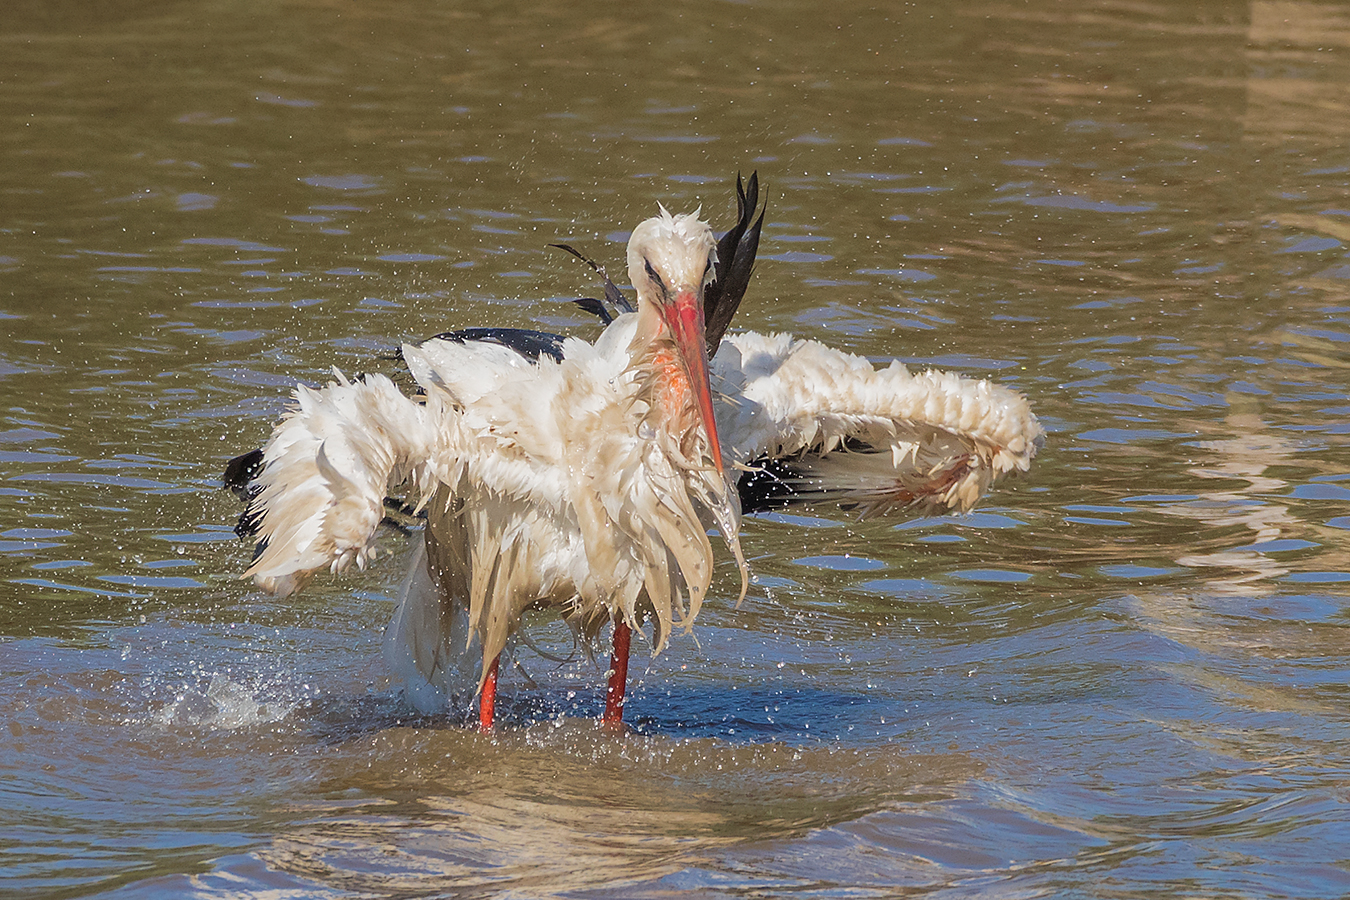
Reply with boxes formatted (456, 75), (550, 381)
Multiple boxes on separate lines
(626, 207), (724, 473)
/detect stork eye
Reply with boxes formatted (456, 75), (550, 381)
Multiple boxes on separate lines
(643, 259), (668, 298)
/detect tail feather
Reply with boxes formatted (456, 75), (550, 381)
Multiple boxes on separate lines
(383, 541), (480, 713)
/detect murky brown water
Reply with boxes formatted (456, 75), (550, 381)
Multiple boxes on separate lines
(3, 0), (1349, 896)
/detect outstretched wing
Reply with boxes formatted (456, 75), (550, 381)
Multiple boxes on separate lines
(239, 370), (446, 596)
(712, 332), (1042, 518)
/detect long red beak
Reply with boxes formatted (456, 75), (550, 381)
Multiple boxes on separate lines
(666, 288), (725, 474)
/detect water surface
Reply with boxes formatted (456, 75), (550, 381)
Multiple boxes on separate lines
(3, 1), (1349, 896)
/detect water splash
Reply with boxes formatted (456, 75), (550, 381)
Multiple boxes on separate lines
(151, 674), (298, 729)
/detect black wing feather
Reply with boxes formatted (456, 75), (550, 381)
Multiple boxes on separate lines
(420, 327), (568, 363)
(571, 297), (614, 325)
(704, 172), (766, 356)
(223, 448), (265, 499)
(549, 243), (635, 318)
(736, 456), (806, 514)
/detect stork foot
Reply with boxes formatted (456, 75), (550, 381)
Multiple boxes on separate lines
(602, 619), (632, 731)
(479, 655), (500, 732)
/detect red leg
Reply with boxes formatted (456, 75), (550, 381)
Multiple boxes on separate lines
(478, 655), (500, 732)
(602, 619), (632, 729)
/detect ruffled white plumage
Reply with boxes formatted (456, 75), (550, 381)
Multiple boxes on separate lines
(243, 310), (749, 712)
(243, 369), (442, 596)
(242, 316), (1041, 713)
(713, 331), (1041, 518)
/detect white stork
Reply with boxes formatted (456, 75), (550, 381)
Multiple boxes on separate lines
(225, 174), (1042, 730)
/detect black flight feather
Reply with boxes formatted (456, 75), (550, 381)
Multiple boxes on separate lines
(549, 243), (635, 319)
(570, 297), (613, 325)
(223, 448), (265, 499)
(703, 171), (765, 357)
(551, 173), (766, 350)
(420, 327), (568, 363)
(735, 456), (807, 514)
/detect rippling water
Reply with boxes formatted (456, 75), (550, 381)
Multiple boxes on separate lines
(3, 1), (1349, 896)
